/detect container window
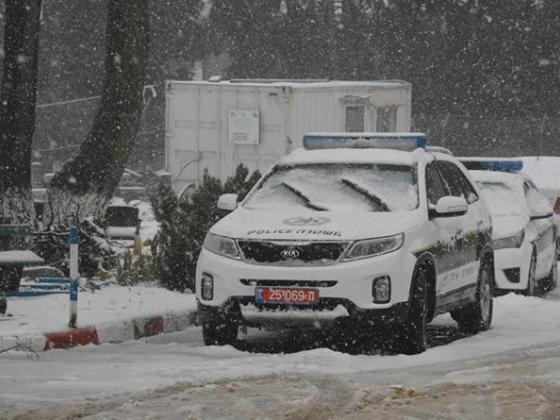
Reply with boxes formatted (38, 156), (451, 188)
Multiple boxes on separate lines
(376, 106), (397, 132)
(345, 105), (365, 132)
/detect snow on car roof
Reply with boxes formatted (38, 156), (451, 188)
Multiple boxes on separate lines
(277, 148), (420, 167)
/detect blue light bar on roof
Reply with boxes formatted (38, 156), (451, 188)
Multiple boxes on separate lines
(459, 159), (523, 172)
(303, 132), (428, 151)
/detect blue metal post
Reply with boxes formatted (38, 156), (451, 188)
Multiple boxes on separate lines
(68, 279), (78, 328)
(68, 227), (79, 328)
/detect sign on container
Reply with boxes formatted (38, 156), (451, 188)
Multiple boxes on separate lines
(228, 110), (260, 145)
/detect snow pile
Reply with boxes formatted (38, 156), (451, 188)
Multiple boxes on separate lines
(0, 285), (195, 337)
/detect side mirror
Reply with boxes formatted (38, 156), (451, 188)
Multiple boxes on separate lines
(430, 196), (468, 218)
(217, 193), (238, 212)
(530, 201), (553, 220)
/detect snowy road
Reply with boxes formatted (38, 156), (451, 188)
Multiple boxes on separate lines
(3, 289), (560, 419)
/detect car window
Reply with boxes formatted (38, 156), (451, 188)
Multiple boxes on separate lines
(425, 162), (447, 206)
(524, 180), (548, 209)
(455, 167), (479, 204)
(437, 161), (465, 198)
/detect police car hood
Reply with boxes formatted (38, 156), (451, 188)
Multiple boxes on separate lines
(492, 214), (528, 239)
(210, 208), (422, 241)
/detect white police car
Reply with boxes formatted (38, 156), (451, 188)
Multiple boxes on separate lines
(196, 133), (494, 354)
(463, 159), (557, 295)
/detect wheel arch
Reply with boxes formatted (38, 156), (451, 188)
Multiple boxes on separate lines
(479, 244), (494, 267)
(413, 252), (437, 323)
(479, 244), (495, 288)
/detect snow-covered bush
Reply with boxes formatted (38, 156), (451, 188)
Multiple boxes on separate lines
(115, 251), (153, 286)
(32, 218), (118, 278)
(151, 164), (260, 292)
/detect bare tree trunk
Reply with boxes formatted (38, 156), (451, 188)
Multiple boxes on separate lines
(47, 0), (149, 228)
(0, 0), (42, 225)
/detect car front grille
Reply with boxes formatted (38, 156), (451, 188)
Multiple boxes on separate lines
(237, 240), (349, 266)
(239, 279), (337, 288)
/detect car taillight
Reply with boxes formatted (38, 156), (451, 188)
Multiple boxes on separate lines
(554, 197), (560, 214)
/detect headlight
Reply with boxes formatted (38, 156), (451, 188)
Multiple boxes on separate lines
(203, 233), (240, 259)
(344, 233), (404, 261)
(493, 229), (525, 250)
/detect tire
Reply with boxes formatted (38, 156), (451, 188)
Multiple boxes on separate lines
(329, 319), (362, 354)
(541, 254), (558, 293)
(453, 258), (493, 334)
(394, 267), (428, 355)
(524, 253), (538, 297)
(201, 312), (238, 346)
(198, 303), (239, 346)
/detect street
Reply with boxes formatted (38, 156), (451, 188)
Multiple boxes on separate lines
(3, 288), (560, 419)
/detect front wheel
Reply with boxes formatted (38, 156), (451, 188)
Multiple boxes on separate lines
(394, 267), (428, 355)
(452, 259), (493, 333)
(200, 306), (238, 346)
(524, 253), (538, 297)
(541, 253), (558, 293)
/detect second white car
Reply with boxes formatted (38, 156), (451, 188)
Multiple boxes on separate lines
(467, 162), (557, 295)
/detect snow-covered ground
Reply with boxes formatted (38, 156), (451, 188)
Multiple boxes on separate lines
(3, 286), (560, 418)
(0, 285), (195, 337)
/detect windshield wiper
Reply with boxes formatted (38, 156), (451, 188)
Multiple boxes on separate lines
(280, 182), (329, 211)
(341, 178), (390, 211)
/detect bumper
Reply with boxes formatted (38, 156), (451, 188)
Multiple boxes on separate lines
(494, 242), (532, 291)
(198, 299), (410, 329)
(195, 246), (416, 311)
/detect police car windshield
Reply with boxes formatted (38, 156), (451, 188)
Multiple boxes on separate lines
(478, 182), (527, 217)
(244, 163), (418, 212)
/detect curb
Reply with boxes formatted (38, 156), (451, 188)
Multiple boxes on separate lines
(0, 309), (198, 352)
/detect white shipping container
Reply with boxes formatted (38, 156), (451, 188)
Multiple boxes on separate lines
(165, 80), (411, 192)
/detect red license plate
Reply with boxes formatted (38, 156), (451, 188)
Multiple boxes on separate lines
(255, 287), (319, 305)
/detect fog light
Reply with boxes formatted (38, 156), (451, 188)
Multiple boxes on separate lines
(373, 276), (391, 303)
(201, 273), (214, 300)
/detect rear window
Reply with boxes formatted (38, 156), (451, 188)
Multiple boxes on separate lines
(478, 182), (527, 217)
(105, 206), (139, 227)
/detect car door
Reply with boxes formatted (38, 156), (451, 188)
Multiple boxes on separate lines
(425, 161), (464, 297)
(435, 161), (473, 294)
(452, 163), (486, 286)
(524, 180), (555, 278)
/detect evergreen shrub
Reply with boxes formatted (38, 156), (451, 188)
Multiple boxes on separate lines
(151, 164), (261, 291)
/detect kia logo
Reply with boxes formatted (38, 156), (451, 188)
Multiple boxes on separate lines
(283, 216), (331, 226)
(280, 248), (300, 259)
